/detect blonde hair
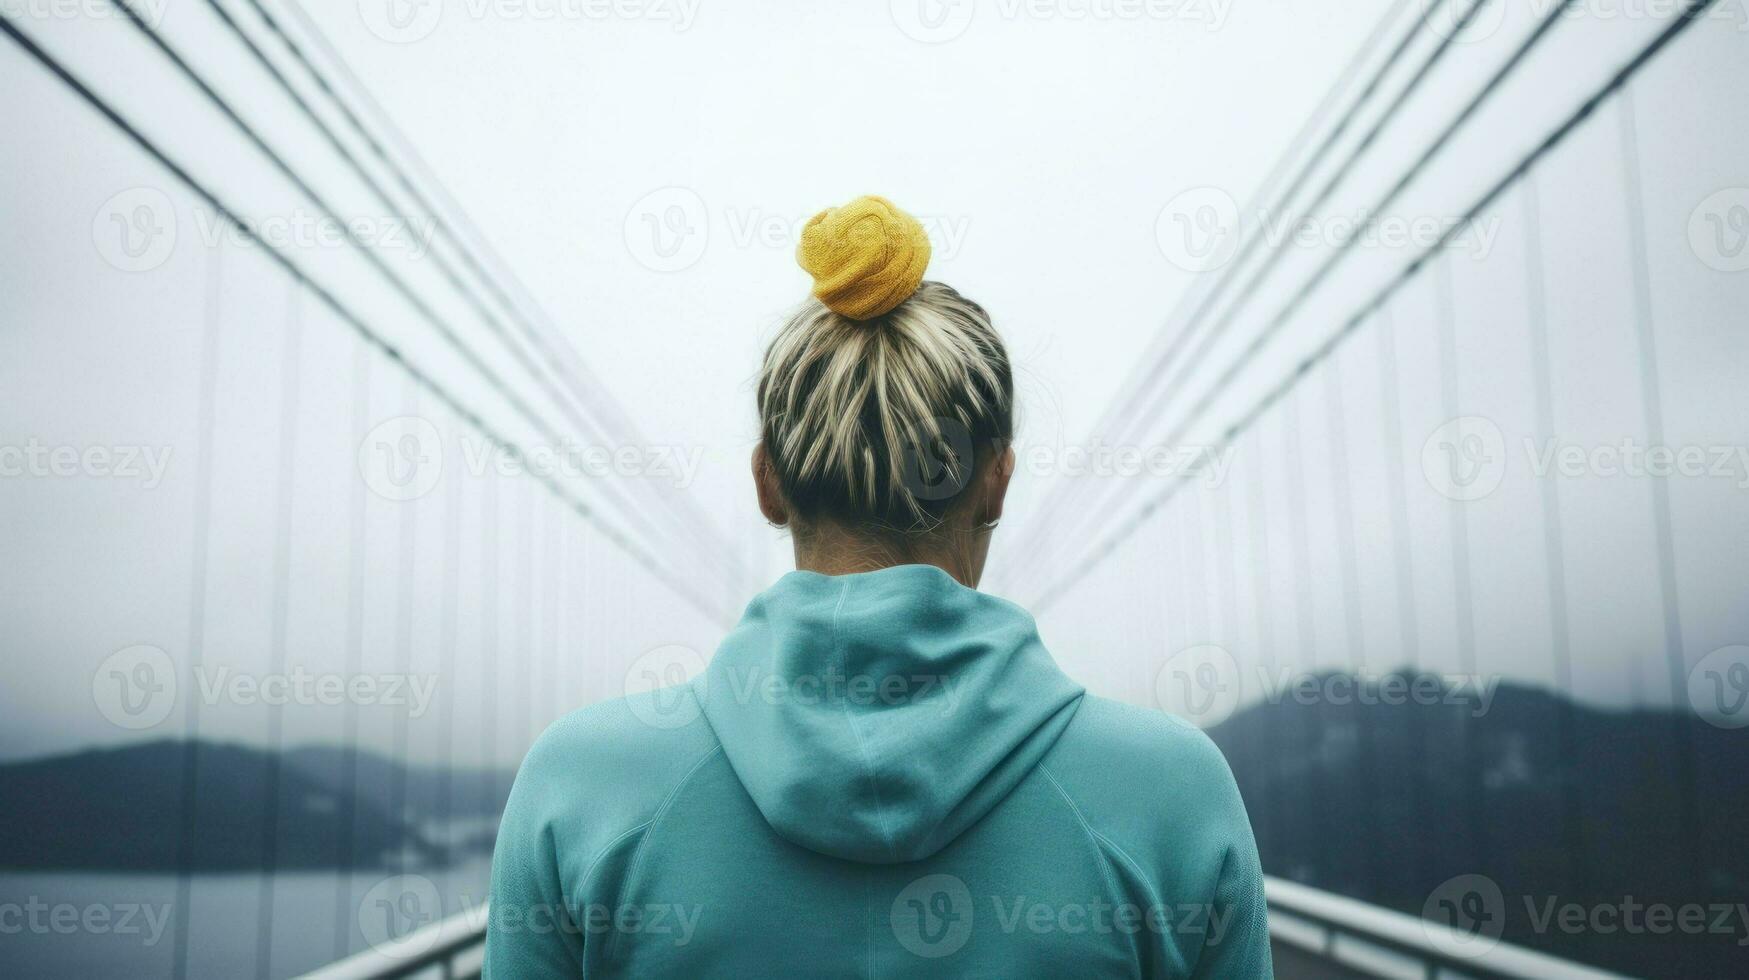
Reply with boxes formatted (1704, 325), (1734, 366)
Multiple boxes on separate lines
(757, 281), (1014, 535)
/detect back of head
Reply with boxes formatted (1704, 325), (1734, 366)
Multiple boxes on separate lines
(758, 196), (1014, 543)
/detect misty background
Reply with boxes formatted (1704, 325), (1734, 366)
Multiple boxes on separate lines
(2, 0), (1746, 977)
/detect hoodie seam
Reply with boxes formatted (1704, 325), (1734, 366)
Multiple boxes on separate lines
(604, 743), (724, 962)
(827, 578), (887, 978)
(1038, 764), (1162, 916)
(830, 576), (899, 863)
(1185, 842), (1241, 976)
(581, 820), (654, 890)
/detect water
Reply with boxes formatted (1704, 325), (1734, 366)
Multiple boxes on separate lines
(0, 858), (493, 979)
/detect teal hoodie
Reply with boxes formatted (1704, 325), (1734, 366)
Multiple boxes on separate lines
(484, 565), (1271, 978)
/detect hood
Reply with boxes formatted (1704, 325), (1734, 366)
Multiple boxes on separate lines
(697, 565), (1084, 864)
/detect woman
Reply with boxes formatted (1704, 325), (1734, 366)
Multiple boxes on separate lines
(484, 196), (1272, 978)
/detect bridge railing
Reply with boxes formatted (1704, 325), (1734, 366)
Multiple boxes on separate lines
(1265, 878), (1630, 980)
(298, 905), (487, 980)
(299, 877), (1638, 980)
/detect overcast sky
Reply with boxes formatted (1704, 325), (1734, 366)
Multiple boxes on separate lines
(2, 1), (1745, 764)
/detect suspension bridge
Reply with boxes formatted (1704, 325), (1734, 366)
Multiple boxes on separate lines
(1, 0), (1743, 977)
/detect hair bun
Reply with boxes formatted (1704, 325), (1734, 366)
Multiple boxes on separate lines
(796, 195), (932, 320)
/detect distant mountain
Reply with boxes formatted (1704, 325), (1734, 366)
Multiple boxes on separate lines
(280, 744), (516, 820)
(1207, 671), (1749, 980)
(0, 740), (513, 872)
(9, 682), (1742, 977)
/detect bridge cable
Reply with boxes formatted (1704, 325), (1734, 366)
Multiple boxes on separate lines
(253, 0), (749, 581)
(166, 240), (225, 980)
(1029, 0), (1722, 609)
(1321, 358), (1387, 898)
(1025, 0), (1425, 528)
(195, 0), (747, 595)
(221, 0), (749, 592)
(1017, 0), (1495, 586)
(1372, 302), (1434, 890)
(252, 279), (306, 980)
(327, 342), (375, 964)
(1012, 0), (1453, 580)
(1430, 253), (1494, 889)
(0, 11), (730, 625)
(1617, 84), (1703, 908)
(1519, 171), (1593, 953)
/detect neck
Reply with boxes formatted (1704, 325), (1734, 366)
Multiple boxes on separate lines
(790, 523), (985, 588)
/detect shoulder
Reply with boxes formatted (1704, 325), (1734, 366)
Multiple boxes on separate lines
(522, 685), (720, 778)
(1050, 694), (1239, 792)
(1042, 695), (1252, 878)
(500, 684), (722, 866)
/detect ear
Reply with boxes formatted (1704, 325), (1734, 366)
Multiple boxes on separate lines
(977, 444), (1016, 526)
(752, 443), (789, 527)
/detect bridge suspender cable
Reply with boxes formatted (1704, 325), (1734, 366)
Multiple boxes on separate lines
(1036, 0), (1494, 552)
(1032, 0), (1422, 506)
(1013, 0), (1452, 580)
(0, 19), (732, 967)
(274, 0), (749, 596)
(1028, 0), (1723, 610)
(1017, 0), (1496, 594)
(0, 11), (732, 626)
(117, 0), (743, 605)
(217, 0), (750, 592)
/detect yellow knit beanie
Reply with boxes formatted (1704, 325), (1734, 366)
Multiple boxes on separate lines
(795, 195), (932, 320)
